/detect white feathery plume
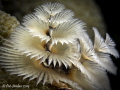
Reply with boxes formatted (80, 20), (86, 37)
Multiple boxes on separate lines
(0, 41), (75, 86)
(105, 33), (116, 46)
(93, 27), (119, 57)
(97, 52), (117, 74)
(72, 57), (110, 90)
(79, 32), (97, 62)
(34, 6), (50, 22)
(79, 30), (117, 76)
(41, 2), (65, 16)
(0, 41), (87, 90)
(93, 27), (118, 74)
(51, 19), (85, 44)
(105, 33), (119, 58)
(93, 27), (109, 53)
(23, 14), (50, 42)
(10, 26), (49, 60)
(66, 67), (96, 90)
(0, 2), (119, 90)
(82, 61), (111, 90)
(49, 9), (74, 28)
(48, 41), (80, 68)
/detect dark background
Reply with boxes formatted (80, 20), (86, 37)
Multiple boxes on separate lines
(95, 0), (120, 90)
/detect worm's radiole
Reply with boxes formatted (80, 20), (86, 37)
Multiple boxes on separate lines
(0, 2), (119, 90)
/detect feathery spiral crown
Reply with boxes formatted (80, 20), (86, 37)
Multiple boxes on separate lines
(0, 2), (119, 90)
(10, 2), (85, 68)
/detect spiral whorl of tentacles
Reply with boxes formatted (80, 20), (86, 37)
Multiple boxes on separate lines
(0, 2), (119, 90)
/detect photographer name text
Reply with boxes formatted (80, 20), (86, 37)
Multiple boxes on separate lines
(2, 84), (29, 88)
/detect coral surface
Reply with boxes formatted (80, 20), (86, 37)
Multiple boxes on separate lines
(0, 10), (20, 45)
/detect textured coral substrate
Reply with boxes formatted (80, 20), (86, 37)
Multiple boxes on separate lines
(0, 10), (20, 44)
